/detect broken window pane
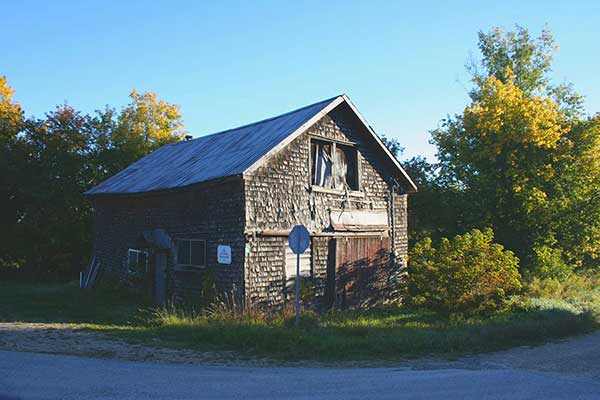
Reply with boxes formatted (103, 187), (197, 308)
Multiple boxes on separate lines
(333, 146), (347, 189)
(311, 141), (333, 188)
(339, 144), (359, 190)
(312, 140), (359, 190)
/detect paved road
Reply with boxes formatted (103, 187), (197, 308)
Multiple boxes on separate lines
(1, 350), (600, 399)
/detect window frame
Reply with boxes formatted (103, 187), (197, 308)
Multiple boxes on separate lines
(127, 248), (149, 275)
(175, 238), (207, 269)
(309, 137), (361, 192)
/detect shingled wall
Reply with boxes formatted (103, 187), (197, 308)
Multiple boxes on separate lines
(243, 104), (408, 308)
(92, 178), (245, 304)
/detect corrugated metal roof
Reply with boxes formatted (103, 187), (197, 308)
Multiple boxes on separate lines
(85, 96), (340, 195)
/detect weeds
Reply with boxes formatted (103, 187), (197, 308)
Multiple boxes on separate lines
(2, 279), (599, 362)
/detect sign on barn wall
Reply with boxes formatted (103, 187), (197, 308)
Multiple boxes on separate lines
(217, 245), (231, 264)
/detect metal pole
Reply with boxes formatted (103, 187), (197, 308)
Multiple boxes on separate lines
(295, 251), (300, 326)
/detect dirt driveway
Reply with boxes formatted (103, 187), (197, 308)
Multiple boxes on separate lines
(0, 322), (249, 365)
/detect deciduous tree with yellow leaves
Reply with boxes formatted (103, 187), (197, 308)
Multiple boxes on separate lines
(0, 80), (186, 278)
(0, 77), (24, 270)
(429, 26), (600, 278)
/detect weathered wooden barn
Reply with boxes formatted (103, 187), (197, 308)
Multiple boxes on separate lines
(85, 95), (417, 309)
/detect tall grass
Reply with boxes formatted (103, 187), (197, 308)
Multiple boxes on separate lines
(142, 295), (599, 361)
(2, 279), (599, 362)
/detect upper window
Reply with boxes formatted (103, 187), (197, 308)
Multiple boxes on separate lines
(128, 249), (148, 275)
(176, 239), (206, 268)
(311, 139), (359, 191)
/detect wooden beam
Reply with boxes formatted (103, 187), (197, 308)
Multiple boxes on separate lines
(245, 229), (389, 238)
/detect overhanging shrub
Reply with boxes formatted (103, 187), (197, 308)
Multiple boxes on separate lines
(408, 228), (522, 313)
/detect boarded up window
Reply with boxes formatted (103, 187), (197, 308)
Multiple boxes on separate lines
(285, 240), (311, 286)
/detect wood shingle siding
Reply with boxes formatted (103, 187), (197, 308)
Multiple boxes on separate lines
(87, 95), (414, 309)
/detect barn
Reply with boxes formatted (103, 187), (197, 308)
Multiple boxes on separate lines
(85, 95), (417, 309)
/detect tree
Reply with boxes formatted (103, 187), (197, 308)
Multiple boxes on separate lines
(0, 76), (22, 141)
(380, 134), (404, 159)
(468, 26), (584, 117)
(431, 26), (600, 275)
(0, 82), (187, 279)
(108, 90), (186, 173)
(402, 156), (466, 245)
(0, 77), (24, 271)
(18, 105), (96, 277)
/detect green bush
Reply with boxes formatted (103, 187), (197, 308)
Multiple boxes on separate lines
(525, 273), (600, 313)
(529, 245), (574, 281)
(408, 228), (522, 313)
(299, 277), (316, 305)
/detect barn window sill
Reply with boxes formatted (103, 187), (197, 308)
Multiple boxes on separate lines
(310, 186), (365, 198)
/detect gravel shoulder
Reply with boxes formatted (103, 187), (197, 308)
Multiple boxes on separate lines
(465, 331), (600, 380)
(0, 322), (252, 365)
(2, 321), (600, 378)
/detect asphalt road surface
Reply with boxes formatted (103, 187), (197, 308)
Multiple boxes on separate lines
(2, 349), (600, 399)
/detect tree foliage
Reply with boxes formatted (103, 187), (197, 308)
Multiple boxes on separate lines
(0, 83), (185, 279)
(416, 26), (600, 275)
(0, 77), (25, 270)
(0, 76), (22, 140)
(379, 134), (404, 159)
(110, 90), (186, 171)
(469, 26), (555, 96)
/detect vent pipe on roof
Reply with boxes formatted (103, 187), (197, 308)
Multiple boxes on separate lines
(184, 135), (193, 141)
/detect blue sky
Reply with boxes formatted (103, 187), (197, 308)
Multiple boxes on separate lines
(3, 0), (599, 159)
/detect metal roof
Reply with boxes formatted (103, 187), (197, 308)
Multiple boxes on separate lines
(85, 94), (418, 196)
(85, 96), (340, 195)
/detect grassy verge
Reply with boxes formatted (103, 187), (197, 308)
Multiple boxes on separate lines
(0, 281), (150, 325)
(1, 280), (598, 362)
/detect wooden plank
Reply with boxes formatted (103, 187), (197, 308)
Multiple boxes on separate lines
(333, 236), (391, 308)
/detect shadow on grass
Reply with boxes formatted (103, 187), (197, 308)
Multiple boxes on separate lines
(99, 306), (600, 362)
(0, 281), (152, 325)
(2, 281), (598, 362)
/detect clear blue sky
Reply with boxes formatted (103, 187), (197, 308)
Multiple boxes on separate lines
(3, 0), (599, 159)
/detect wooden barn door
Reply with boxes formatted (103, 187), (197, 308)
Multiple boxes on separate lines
(327, 236), (391, 309)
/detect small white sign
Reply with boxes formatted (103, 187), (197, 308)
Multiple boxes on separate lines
(217, 245), (232, 265)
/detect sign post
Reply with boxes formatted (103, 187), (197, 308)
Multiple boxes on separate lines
(288, 225), (310, 326)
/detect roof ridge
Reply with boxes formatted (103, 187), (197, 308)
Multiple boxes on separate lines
(170, 95), (342, 146)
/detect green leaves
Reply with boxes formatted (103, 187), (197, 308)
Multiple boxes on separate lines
(0, 82), (186, 278)
(427, 26), (600, 274)
(470, 26), (554, 96)
(110, 90), (186, 171)
(408, 229), (522, 314)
